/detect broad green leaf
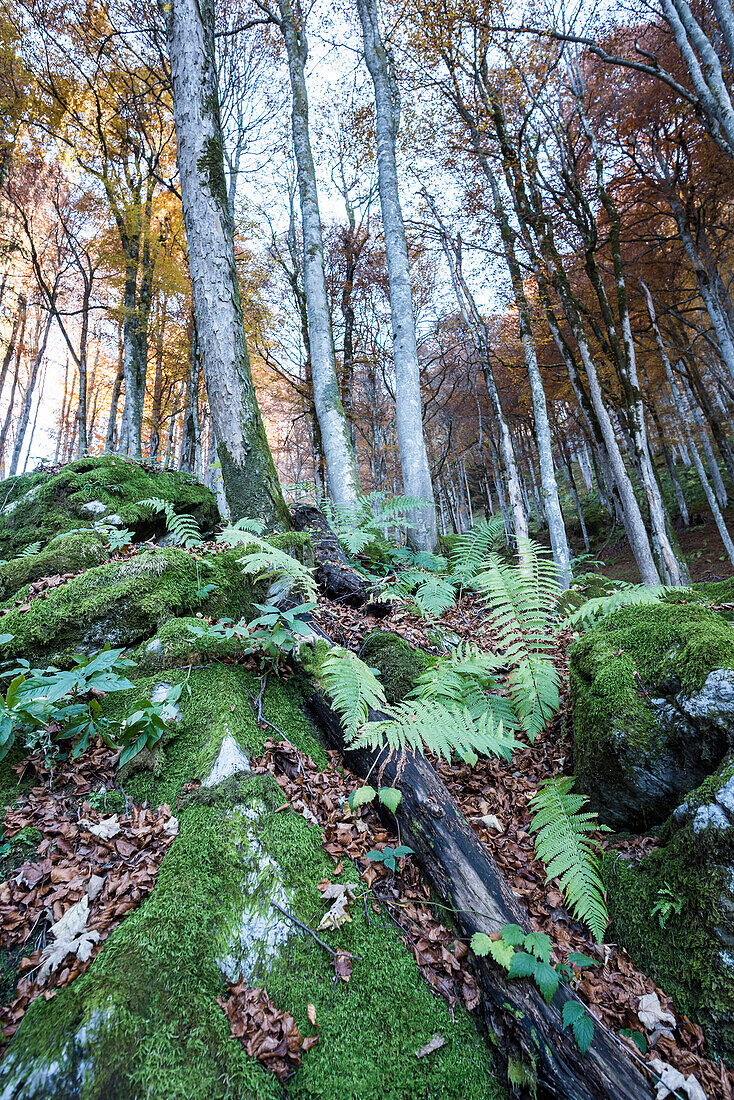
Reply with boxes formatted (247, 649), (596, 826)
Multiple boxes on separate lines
(500, 923), (526, 947)
(533, 961), (560, 1004)
(523, 932), (552, 964)
(349, 785), (377, 810)
(572, 1012), (594, 1054)
(507, 951), (537, 980)
(568, 952), (597, 969)
(378, 787), (402, 814)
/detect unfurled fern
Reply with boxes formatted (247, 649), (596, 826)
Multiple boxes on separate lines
(138, 497), (203, 548)
(228, 516), (266, 535)
(565, 584), (670, 629)
(321, 492), (432, 557)
(411, 643), (517, 730)
(358, 698), (517, 762)
(320, 647), (388, 741)
(472, 538), (560, 739)
(529, 777), (609, 943)
(217, 528), (318, 601)
(449, 517), (506, 583)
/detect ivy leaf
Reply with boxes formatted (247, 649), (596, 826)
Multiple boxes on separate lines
(568, 952), (597, 969)
(533, 961), (560, 1004)
(348, 785), (376, 810)
(500, 923), (526, 947)
(378, 787), (402, 814)
(392, 845), (414, 858)
(507, 951), (537, 980)
(523, 932), (552, 964)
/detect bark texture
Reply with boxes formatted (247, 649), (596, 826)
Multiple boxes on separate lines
(165, 0), (289, 530)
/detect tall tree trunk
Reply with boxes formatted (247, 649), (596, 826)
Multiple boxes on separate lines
(642, 281), (734, 567)
(0, 296), (25, 402)
(356, 0), (437, 550)
(165, 0), (289, 529)
(23, 360), (47, 473)
(9, 309), (53, 477)
(277, 0), (361, 509)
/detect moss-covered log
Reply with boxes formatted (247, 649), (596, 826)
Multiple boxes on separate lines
(302, 644), (653, 1100)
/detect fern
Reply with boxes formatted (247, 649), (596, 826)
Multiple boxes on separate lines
(381, 569), (458, 618)
(18, 541), (42, 558)
(529, 777), (609, 943)
(228, 516), (266, 535)
(449, 517), (506, 583)
(565, 584), (670, 629)
(319, 647), (388, 741)
(321, 492), (433, 558)
(411, 644), (517, 730)
(216, 528), (318, 600)
(138, 497), (203, 548)
(472, 538), (560, 739)
(358, 698), (517, 762)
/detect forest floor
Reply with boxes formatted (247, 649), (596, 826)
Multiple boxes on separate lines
(1, 568), (732, 1095)
(578, 502), (734, 583)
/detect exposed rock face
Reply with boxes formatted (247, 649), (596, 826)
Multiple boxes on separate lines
(570, 604), (734, 830)
(604, 756), (734, 1060)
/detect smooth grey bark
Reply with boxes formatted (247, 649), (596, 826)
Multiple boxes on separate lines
(105, 361), (124, 453)
(356, 0), (437, 551)
(643, 281), (734, 567)
(0, 298), (25, 403)
(275, 0), (361, 509)
(8, 309), (53, 477)
(164, 0), (289, 529)
(486, 176), (571, 585)
(22, 360), (46, 473)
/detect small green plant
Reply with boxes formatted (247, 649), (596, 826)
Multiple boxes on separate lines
(347, 784), (403, 814)
(650, 882), (685, 928)
(471, 923), (597, 1052)
(365, 844), (414, 872)
(619, 1028), (648, 1054)
(94, 520), (134, 553)
(18, 541), (42, 558)
(187, 601), (315, 663)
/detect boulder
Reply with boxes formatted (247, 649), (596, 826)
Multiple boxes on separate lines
(604, 754), (734, 1060)
(0, 455), (219, 560)
(570, 604), (734, 830)
(0, 547), (258, 662)
(0, 530), (108, 601)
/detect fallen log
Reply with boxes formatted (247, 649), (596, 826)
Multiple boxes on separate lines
(290, 504), (388, 611)
(304, 683), (654, 1100)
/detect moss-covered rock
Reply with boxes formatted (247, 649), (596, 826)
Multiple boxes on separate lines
(0, 530), (108, 601)
(360, 630), (431, 704)
(0, 456), (219, 560)
(570, 603), (734, 830)
(604, 755), (734, 1060)
(0, 547), (258, 662)
(0, 660), (500, 1100)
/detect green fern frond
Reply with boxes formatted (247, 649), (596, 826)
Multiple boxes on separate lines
(450, 518), (506, 582)
(216, 529), (318, 600)
(18, 541), (42, 558)
(529, 777), (609, 943)
(138, 498), (203, 548)
(230, 516), (266, 535)
(357, 698), (517, 762)
(320, 647), (388, 741)
(471, 538), (560, 739)
(565, 585), (671, 629)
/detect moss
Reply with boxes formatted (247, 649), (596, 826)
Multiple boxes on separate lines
(570, 603), (734, 800)
(0, 530), (109, 601)
(360, 631), (431, 704)
(1, 669), (501, 1099)
(253, 804), (501, 1100)
(0, 797), (282, 1100)
(603, 811), (734, 1060)
(0, 456), (220, 560)
(0, 549), (204, 660)
(266, 531), (314, 566)
(131, 615), (247, 671)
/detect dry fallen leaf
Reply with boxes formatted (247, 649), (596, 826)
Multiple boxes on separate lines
(307, 1002), (317, 1026)
(80, 815), (120, 840)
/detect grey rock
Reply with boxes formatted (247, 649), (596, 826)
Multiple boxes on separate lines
(716, 775), (734, 818)
(81, 501), (108, 516)
(693, 803), (731, 832)
(202, 734), (250, 787)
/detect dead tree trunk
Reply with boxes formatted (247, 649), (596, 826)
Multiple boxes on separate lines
(305, 684), (653, 1099)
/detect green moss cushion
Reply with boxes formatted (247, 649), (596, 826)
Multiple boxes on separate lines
(570, 603), (734, 830)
